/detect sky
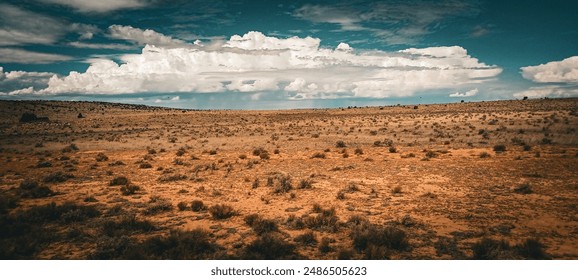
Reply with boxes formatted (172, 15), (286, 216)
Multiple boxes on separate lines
(0, 0), (577, 109)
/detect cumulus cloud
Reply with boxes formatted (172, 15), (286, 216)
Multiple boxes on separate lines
(0, 67), (54, 95)
(40, 0), (148, 13)
(30, 31), (501, 99)
(0, 48), (72, 64)
(293, 1), (478, 45)
(449, 88), (478, 97)
(108, 25), (189, 48)
(521, 56), (578, 84)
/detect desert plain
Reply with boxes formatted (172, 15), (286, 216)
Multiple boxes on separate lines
(0, 98), (576, 259)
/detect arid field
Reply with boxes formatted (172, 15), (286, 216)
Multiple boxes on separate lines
(0, 98), (576, 260)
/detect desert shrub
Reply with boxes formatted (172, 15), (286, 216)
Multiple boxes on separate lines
(388, 146), (397, 153)
(336, 191), (346, 200)
(310, 152), (326, 159)
(101, 215), (155, 237)
(252, 147), (266, 156)
(514, 183), (533, 194)
(0, 202), (99, 258)
(354, 148), (364, 155)
(244, 214), (278, 235)
(493, 144), (507, 153)
(298, 179), (313, 189)
(252, 178), (260, 189)
(424, 150), (437, 158)
(304, 206), (340, 232)
(93, 229), (224, 259)
(61, 143), (79, 153)
(351, 224), (409, 259)
(239, 154), (247, 159)
(523, 145), (532, 151)
(176, 148), (186, 156)
(541, 138), (552, 144)
(259, 151), (270, 160)
(44, 171), (74, 183)
(471, 238), (516, 260)
(19, 180), (54, 198)
(392, 186), (402, 194)
(139, 162), (153, 169)
(18, 202), (100, 224)
(109, 176), (129, 186)
(516, 238), (549, 260)
(144, 197), (173, 215)
(191, 200), (206, 212)
(209, 204), (236, 219)
(95, 153), (108, 162)
(318, 237), (332, 253)
(177, 202), (188, 211)
(108, 160), (125, 166)
(294, 231), (317, 246)
(337, 248), (354, 260)
(401, 153), (415, 158)
(286, 214), (305, 230)
(120, 185), (141, 196)
(36, 161), (52, 168)
(336, 140), (347, 148)
(344, 182), (360, 193)
(346, 215), (369, 227)
(157, 174), (187, 182)
(479, 152), (491, 158)
(242, 233), (298, 260)
(270, 174), (293, 194)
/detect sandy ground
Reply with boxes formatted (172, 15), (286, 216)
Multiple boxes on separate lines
(0, 98), (576, 259)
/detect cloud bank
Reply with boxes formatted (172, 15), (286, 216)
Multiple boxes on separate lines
(521, 56), (578, 84)
(4, 30), (501, 99)
(517, 56), (578, 98)
(0, 67), (55, 95)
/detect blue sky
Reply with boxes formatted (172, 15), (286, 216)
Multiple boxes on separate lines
(0, 0), (577, 109)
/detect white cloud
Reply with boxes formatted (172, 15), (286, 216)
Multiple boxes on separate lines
(450, 88), (478, 97)
(0, 66), (54, 95)
(0, 48), (72, 64)
(521, 56), (578, 84)
(40, 0), (148, 13)
(0, 4), (67, 46)
(0, 4), (100, 47)
(108, 25), (189, 48)
(513, 86), (578, 99)
(68, 41), (134, 50)
(293, 1), (478, 45)
(32, 31), (501, 99)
